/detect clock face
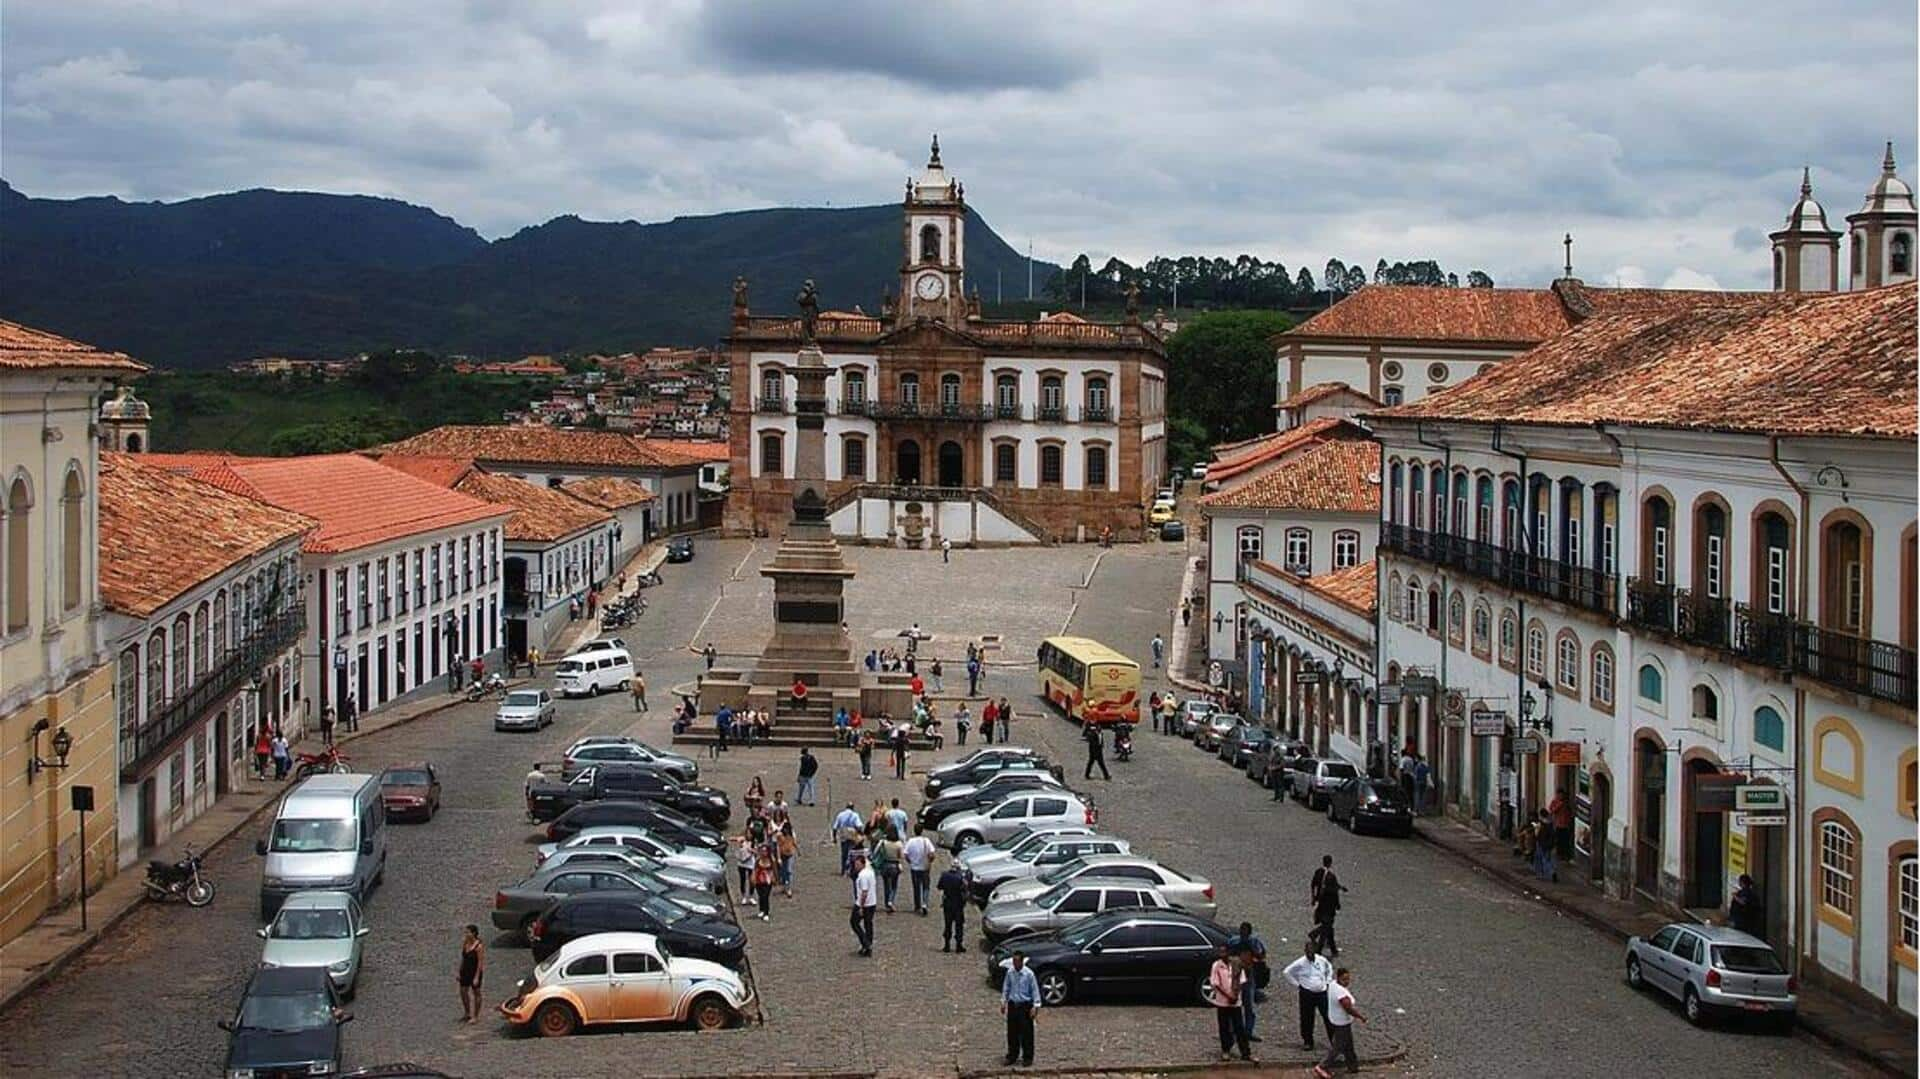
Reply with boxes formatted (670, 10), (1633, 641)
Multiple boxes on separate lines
(915, 273), (946, 301)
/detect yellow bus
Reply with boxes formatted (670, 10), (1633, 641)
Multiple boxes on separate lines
(1036, 636), (1142, 727)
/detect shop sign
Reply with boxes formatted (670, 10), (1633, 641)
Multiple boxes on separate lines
(1727, 832), (1748, 878)
(1295, 668), (1324, 686)
(1733, 812), (1785, 827)
(1695, 774), (1745, 813)
(1402, 673), (1438, 695)
(1547, 740), (1582, 766)
(1441, 712), (1467, 728)
(1514, 735), (1543, 754)
(1377, 684), (1404, 705)
(1735, 785), (1786, 812)
(1469, 708), (1506, 737)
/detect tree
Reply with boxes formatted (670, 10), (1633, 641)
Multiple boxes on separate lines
(1294, 267), (1315, 298)
(1466, 270), (1495, 288)
(1324, 259), (1348, 296)
(1446, 272), (1460, 288)
(1344, 266), (1368, 294)
(1374, 259), (1389, 284)
(1165, 310), (1295, 446)
(268, 419), (382, 456)
(1166, 415), (1212, 473)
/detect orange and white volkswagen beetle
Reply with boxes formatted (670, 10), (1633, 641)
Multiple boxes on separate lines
(500, 931), (750, 1035)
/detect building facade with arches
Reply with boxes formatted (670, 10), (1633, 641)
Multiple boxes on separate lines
(1369, 283), (1916, 1017)
(725, 141), (1167, 544)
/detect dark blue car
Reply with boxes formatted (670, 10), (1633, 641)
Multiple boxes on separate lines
(220, 966), (351, 1078)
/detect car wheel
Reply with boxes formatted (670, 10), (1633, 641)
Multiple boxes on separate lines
(1345, 809), (1358, 833)
(1625, 955), (1644, 990)
(534, 1000), (579, 1037)
(955, 831), (983, 851)
(1326, 800), (1337, 821)
(1683, 987), (1705, 1025)
(687, 994), (733, 1031)
(1037, 970), (1071, 1006)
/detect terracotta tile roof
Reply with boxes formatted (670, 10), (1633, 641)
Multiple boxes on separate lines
(137, 452), (268, 498)
(1040, 311), (1090, 324)
(1201, 437), (1381, 513)
(451, 471), (611, 543)
(1372, 284), (1917, 439)
(98, 454), (313, 616)
(1306, 559), (1378, 615)
(1283, 286), (1576, 344)
(1205, 417), (1365, 484)
(640, 439), (729, 464)
(376, 425), (713, 470)
(0, 319), (147, 373)
(368, 454), (476, 487)
(559, 475), (655, 510)
(1282, 382), (1379, 410)
(147, 453), (509, 554)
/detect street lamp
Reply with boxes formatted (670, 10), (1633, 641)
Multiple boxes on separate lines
(1521, 680), (1554, 736)
(27, 719), (73, 780)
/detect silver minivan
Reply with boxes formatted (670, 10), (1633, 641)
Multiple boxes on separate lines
(256, 774), (388, 917)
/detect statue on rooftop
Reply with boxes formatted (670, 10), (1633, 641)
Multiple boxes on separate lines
(796, 279), (820, 344)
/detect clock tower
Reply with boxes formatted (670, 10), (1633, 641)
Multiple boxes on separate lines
(900, 135), (967, 324)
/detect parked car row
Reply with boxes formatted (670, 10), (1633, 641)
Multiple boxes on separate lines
(1180, 705), (1413, 838)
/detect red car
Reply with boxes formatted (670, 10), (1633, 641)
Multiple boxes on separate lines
(378, 762), (441, 822)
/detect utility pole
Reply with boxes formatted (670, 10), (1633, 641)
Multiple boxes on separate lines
(1026, 240), (1033, 300)
(996, 269), (1002, 304)
(1080, 268), (1086, 311)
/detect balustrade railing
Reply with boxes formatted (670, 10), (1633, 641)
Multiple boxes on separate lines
(122, 609), (306, 780)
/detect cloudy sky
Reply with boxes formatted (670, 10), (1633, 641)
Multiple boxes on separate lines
(4, 1), (1914, 290)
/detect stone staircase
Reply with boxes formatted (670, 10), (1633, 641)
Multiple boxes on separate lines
(820, 483), (1056, 545)
(671, 695), (940, 750)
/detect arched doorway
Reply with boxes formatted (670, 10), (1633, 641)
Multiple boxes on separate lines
(1634, 736), (1667, 899)
(1684, 756), (1726, 909)
(937, 441), (964, 487)
(1588, 771), (1612, 885)
(896, 439), (922, 485)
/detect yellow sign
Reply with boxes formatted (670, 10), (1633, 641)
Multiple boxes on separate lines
(1728, 831), (1748, 878)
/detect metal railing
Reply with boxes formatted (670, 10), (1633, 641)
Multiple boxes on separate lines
(1384, 525), (1618, 618)
(1082, 405), (1113, 423)
(1625, 578), (1675, 633)
(1792, 623), (1917, 707)
(755, 395), (788, 414)
(121, 608), (306, 781)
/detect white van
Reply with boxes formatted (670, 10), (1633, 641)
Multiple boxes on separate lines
(555, 644), (634, 698)
(256, 774), (387, 917)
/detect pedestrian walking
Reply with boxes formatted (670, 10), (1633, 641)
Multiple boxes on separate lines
(1412, 755), (1431, 814)
(885, 798), (911, 841)
(891, 723), (910, 780)
(744, 776), (767, 819)
(1398, 748), (1417, 804)
(941, 536), (952, 563)
(850, 853), (878, 956)
(857, 730), (875, 779)
(1313, 968), (1366, 1078)
(752, 848), (776, 921)
(1209, 945), (1254, 1062)
(319, 707), (336, 746)
(271, 729), (291, 780)
(341, 694), (359, 733)
(904, 831), (937, 914)
(704, 642), (717, 671)
(1282, 940), (1334, 1050)
(931, 657), (944, 693)
(796, 747), (819, 806)
(980, 699), (997, 745)
(967, 656), (981, 697)
(1151, 633), (1165, 669)
(996, 698), (1013, 743)
(777, 823), (798, 897)
(938, 861), (969, 951)
(954, 703), (971, 745)
(1001, 951), (1041, 1066)
(1310, 855), (1345, 956)
(1147, 692), (1162, 733)
(735, 835), (756, 902)
(1161, 694), (1178, 736)
(833, 803), (862, 876)
(1534, 809), (1558, 882)
(874, 829), (904, 913)
(631, 671), (648, 711)
(1181, 597), (1193, 627)
(253, 727), (273, 780)
(1550, 786), (1575, 861)
(1083, 722), (1111, 781)
(1227, 920), (1269, 1042)
(457, 924), (486, 1024)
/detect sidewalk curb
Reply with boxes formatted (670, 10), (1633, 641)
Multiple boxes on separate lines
(0, 690), (473, 1016)
(956, 1038), (1407, 1077)
(1409, 821), (1913, 1078)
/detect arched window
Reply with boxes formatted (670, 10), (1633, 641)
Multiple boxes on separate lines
(5, 477), (30, 632)
(1695, 500), (1728, 599)
(993, 443), (1018, 484)
(1085, 376), (1110, 418)
(1406, 577), (1423, 626)
(841, 435), (867, 481)
(898, 372), (920, 406)
(1425, 586), (1440, 632)
(117, 647), (141, 737)
(1525, 623), (1546, 677)
(1452, 469), (1470, 537)
(1822, 516), (1868, 634)
(1333, 530), (1360, 569)
(1500, 609), (1518, 665)
(995, 374), (1019, 416)
(843, 369), (866, 407)
(1818, 819), (1857, 921)
(759, 432), (783, 477)
(1591, 645), (1615, 708)
(1471, 601), (1491, 655)
(1555, 631), (1580, 691)
(1084, 446), (1108, 488)
(212, 590), (228, 660)
(1388, 572), (1404, 620)
(1447, 591), (1466, 643)
(1382, 386), (1403, 406)
(1642, 494), (1673, 586)
(172, 613), (190, 692)
(920, 224), (941, 263)
(1284, 528), (1311, 571)
(1753, 705), (1786, 753)
(194, 601), (210, 678)
(1387, 463), (1404, 525)
(1691, 684), (1719, 728)
(1637, 663), (1664, 703)
(1430, 466), (1447, 533)
(760, 368), (782, 404)
(146, 630), (167, 714)
(1039, 376), (1064, 418)
(61, 468), (84, 611)
(1898, 856), (1918, 955)
(1851, 233), (1864, 276)
(940, 372), (962, 410)
(1409, 468), (1425, 530)
(1773, 249), (1784, 290)
(1893, 232), (1913, 276)
(1237, 526), (1264, 562)
(1475, 474), (1494, 542)
(1038, 444), (1063, 485)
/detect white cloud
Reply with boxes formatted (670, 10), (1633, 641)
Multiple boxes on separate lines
(0, 0), (1913, 289)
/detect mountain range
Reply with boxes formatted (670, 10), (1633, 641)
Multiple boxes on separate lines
(0, 181), (1056, 369)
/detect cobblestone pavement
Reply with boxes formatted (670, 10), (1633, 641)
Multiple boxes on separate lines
(0, 538), (1866, 1078)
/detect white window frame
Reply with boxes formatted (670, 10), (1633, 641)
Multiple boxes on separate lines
(1766, 544), (1788, 614)
(1237, 526), (1263, 563)
(1705, 534), (1724, 599)
(1556, 635), (1579, 691)
(1592, 648), (1615, 706)
(1332, 530), (1360, 570)
(1900, 857), (1918, 952)
(1284, 528), (1311, 572)
(1819, 821), (1856, 918)
(1525, 626), (1546, 678)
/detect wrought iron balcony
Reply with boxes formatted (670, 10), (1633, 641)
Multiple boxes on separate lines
(1036, 405), (1066, 422)
(1082, 405), (1113, 423)
(754, 395), (788, 413)
(866, 399), (995, 421)
(1792, 622), (1917, 707)
(121, 608), (307, 782)
(1674, 589), (1733, 651)
(1383, 524), (1618, 618)
(838, 397), (869, 416)
(995, 402), (1022, 420)
(1625, 577), (1676, 633)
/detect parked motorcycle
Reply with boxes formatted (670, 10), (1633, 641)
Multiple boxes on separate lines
(144, 845), (216, 906)
(294, 745), (352, 778)
(464, 673), (507, 702)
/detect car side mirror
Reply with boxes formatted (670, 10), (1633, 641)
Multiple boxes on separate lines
(217, 1019), (234, 1032)
(1086, 943), (1104, 954)
(255, 838), (269, 856)
(256, 927), (269, 939)
(360, 838), (374, 855)
(356, 926), (370, 937)
(337, 1012), (355, 1025)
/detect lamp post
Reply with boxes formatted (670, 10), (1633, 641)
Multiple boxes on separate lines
(26, 719), (73, 780)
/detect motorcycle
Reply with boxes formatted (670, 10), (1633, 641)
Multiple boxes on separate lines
(464, 672), (507, 701)
(144, 845), (216, 906)
(294, 745), (351, 778)
(1113, 724), (1135, 762)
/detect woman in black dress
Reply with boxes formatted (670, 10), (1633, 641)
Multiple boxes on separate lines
(458, 924), (486, 1023)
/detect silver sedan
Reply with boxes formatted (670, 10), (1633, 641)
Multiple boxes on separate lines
(256, 890), (367, 997)
(494, 689), (556, 731)
(534, 845), (724, 894)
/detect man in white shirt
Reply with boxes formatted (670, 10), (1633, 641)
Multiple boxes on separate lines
(1281, 940), (1334, 1051)
(850, 853), (879, 956)
(833, 803), (863, 876)
(902, 832), (938, 915)
(1313, 967), (1366, 1078)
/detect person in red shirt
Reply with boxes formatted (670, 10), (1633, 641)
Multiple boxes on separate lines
(792, 678), (809, 704)
(981, 699), (999, 743)
(910, 674), (925, 698)
(1549, 788), (1575, 861)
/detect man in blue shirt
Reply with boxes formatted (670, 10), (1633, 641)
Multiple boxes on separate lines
(832, 802), (863, 876)
(1001, 950), (1041, 1066)
(1227, 920), (1269, 1042)
(713, 704), (733, 759)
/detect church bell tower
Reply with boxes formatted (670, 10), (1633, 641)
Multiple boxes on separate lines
(900, 135), (967, 324)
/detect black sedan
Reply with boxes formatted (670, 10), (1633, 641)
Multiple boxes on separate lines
(1326, 776), (1415, 836)
(923, 755), (1056, 799)
(219, 966), (351, 1079)
(666, 537), (695, 563)
(1159, 520), (1186, 542)
(546, 800), (725, 853)
(986, 909), (1231, 1006)
(529, 893), (747, 967)
(917, 774), (1075, 832)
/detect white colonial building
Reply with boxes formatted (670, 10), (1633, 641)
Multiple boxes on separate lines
(1369, 283), (1915, 1017)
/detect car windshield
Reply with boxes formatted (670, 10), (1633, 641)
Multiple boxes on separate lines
(1057, 917), (1111, 947)
(1714, 945), (1785, 974)
(270, 819), (355, 853)
(557, 660), (584, 674)
(504, 691), (542, 707)
(1038, 859), (1087, 885)
(1323, 762), (1359, 779)
(239, 990), (334, 1032)
(271, 908), (351, 940)
(1032, 882), (1072, 907)
(382, 770), (431, 787)
(989, 828), (1036, 853)
(641, 896), (687, 924)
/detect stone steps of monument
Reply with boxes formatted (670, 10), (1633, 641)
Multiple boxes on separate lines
(671, 729), (940, 750)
